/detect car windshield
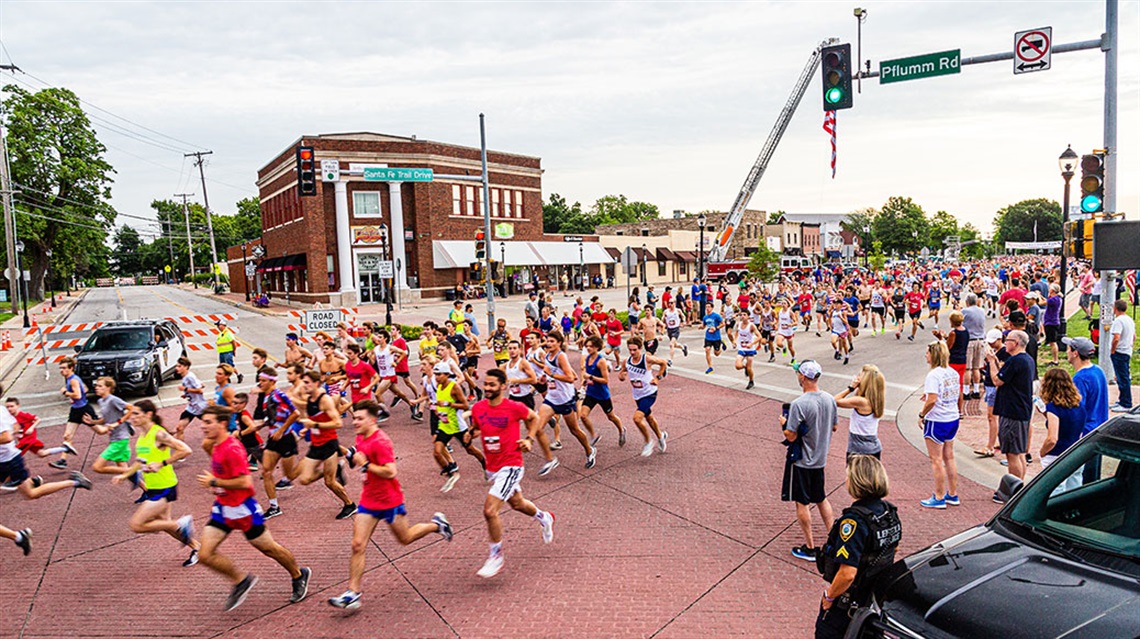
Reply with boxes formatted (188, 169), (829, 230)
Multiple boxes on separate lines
(83, 329), (151, 352)
(1006, 435), (1140, 561)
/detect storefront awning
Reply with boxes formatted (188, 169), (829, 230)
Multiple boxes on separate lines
(256, 256), (283, 272)
(656, 247), (679, 261)
(281, 254), (307, 271)
(530, 241), (614, 266)
(433, 240), (614, 269)
(605, 247), (622, 260)
(674, 250), (698, 262)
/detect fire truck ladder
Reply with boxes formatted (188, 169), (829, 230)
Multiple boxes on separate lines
(707, 38), (838, 263)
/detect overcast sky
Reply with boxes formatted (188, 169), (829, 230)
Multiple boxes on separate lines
(1, 1), (1137, 243)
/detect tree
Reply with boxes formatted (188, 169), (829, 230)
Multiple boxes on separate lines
(872, 196), (929, 256)
(3, 84), (115, 296)
(993, 198), (1062, 246)
(542, 193), (586, 234)
(842, 207), (877, 252)
(927, 210), (959, 251)
(766, 210), (786, 224)
(111, 226), (144, 276)
(590, 194), (659, 226)
(746, 245), (780, 283)
(868, 240), (887, 272)
(959, 223), (986, 259)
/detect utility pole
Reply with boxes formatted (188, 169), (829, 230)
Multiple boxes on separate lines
(175, 192), (196, 288)
(479, 114), (496, 332)
(186, 151), (220, 292)
(1097, 0), (1119, 380)
(0, 115), (18, 316)
(164, 218), (174, 273)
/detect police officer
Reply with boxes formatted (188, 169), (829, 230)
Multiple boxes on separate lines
(215, 320), (243, 384)
(816, 454), (902, 639)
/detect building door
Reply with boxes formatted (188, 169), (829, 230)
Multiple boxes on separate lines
(357, 253), (386, 304)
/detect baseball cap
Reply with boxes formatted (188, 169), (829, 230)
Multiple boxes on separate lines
(793, 359), (822, 380)
(285, 332), (299, 342)
(1062, 336), (1096, 357)
(215, 319), (227, 326)
(986, 328), (1004, 343)
(432, 362), (452, 375)
(1008, 310), (1027, 325)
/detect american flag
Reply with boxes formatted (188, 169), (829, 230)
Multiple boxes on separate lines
(823, 110), (837, 178)
(1126, 270), (1137, 304)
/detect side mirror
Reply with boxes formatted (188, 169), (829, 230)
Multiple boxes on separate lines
(73, 345), (82, 353)
(996, 473), (1024, 504)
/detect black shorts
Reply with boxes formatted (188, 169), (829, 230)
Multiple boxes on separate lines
(240, 433), (263, 460)
(782, 463), (826, 505)
(760, 329), (773, 340)
(704, 339), (724, 350)
(872, 306), (886, 316)
(534, 382), (549, 395)
(908, 311), (921, 319)
(582, 395), (614, 413)
(429, 411), (440, 435)
(0, 455), (30, 485)
(847, 319), (859, 328)
(667, 327), (681, 340)
(179, 410), (202, 423)
(645, 339), (659, 355)
(511, 393), (536, 410)
(306, 438), (340, 461)
(207, 518), (266, 541)
(68, 404), (96, 425)
(396, 371), (411, 378)
(264, 432), (298, 458)
(434, 430), (464, 446)
(893, 309), (906, 320)
(860, 299), (871, 309)
(1044, 324), (1061, 344)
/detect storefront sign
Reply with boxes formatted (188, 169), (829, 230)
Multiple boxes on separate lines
(494, 222), (515, 239)
(562, 235), (584, 242)
(352, 225), (388, 245)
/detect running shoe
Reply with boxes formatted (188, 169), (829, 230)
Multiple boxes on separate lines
(790, 359), (796, 366)
(834, 351), (841, 360)
(0, 479), (20, 492)
(746, 380), (754, 390)
(920, 494), (947, 509)
(590, 434), (601, 448)
(62, 443), (79, 456)
(411, 409), (424, 422)
(790, 545), (817, 561)
(641, 441), (654, 457)
(48, 459), (68, 470)
(224, 574), (258, 611)
(335, 460), (347, 487)
(918, 322), (925, 330)
(549, 440), (563, 451)
(992, 491), (1006, 504)
(705, 367), (713, 374)
(432, 513), (454, 541)
(290, 567), (312, 603)
(896, 333), (901, 340)
(943, 493), (960, 506)
(477, 552), (504, 579)
(391, 395), (403, 407)
(585, 448), (597, 469)
(907, 335), (914, 341)
(768, 354), (775, 362)
(264, 505), (283, 519)
(176, 515), (195, 546)
(71, 471), (93, 490)
(681, 344), (688, 357)
(618, 429), (627, 448)
(183, 549), (199, 567)
(658, 431), (668, 453)
(336, 503), (358, 520)
(843, 356), (849, 366)
(275, 479), (294, 490)
(328, 590), (361, 609)
(237, 373), (245, 384)
(441, 473), (460, 493)
(14, 529), (32, 556)
(538, 458), (560, 477)
(539, 511), (555, 544)
(377, 411), (390, 423)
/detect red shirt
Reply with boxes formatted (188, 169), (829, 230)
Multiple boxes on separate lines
(210, 436), (255, 507)
(357, 429), (403, 510)
(591, 310), (608, 325)
(662, 291), (672, 307)
(905, 291), (924, 313)
(736, 293), (750, 308)
(998, 288), (1027, 313)
(797, 293), (813, 313)
(605, 318), (624, 345)
(307, 393), (339, 446)
(392, 337), (410, 373)
(345, 359), (376, 404)
(470, 398), (530, 473)
(13, 411), (36, 439)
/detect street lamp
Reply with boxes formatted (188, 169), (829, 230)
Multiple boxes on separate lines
(1058, 144), (1078, 336)
(501, 242), (508, 298)
(15, 240), (28, 328)
(862, 225), (870, 267)
(912, 229), (919, 258)
(240, 243), (250, 301)
(46, 249), (55, 309)
(641, 243), (648, 287)
(578, 242), (585, 291)
(697, 213), (707, 320)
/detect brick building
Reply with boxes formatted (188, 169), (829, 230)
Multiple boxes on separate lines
(595, 209), (768, 261)
(229, 132), (611, 304)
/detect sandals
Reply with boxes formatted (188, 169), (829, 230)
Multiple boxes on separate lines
(973, 448), (995, 458)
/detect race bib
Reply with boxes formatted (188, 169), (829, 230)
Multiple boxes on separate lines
(485, 436), (501, 453)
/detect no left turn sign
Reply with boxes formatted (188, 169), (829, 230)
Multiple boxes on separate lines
(1014, 26), (1052, 75)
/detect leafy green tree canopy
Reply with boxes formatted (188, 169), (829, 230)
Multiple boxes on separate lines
(746, 246), (780, 283)
(993, 198), (1062, 245)
(872, 196), (929, 256)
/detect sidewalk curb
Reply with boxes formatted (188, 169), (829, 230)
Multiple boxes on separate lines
(176, 285), (290, 318)
(0, 289), (89, 385)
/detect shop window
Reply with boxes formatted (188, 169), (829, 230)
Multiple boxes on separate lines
(492, 189), (501, 217)
(452, 185), (462, 215)
(515, 190), (524, 217)
(658, 261), (666, 277)
(503, 190), (512, 217)
(353, 192), (381, 218)
(466, 186), (476, 216)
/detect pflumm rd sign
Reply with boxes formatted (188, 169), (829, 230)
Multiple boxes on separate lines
(880, 49), (961, 84)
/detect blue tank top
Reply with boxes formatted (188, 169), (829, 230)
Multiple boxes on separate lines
(584, 353), (610, 400)
(215, 384), (237, 432)
(67, 374), (88, 408)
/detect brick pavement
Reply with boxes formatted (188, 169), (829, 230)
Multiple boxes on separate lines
(1, 357), (1002, 639)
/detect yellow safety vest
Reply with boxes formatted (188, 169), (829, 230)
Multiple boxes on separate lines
(216, 328), (235, 353)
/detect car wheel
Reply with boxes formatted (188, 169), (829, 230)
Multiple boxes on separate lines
(145, 367), (160, 396)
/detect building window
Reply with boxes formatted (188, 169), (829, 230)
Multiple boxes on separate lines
(353, 191), (381, 218)
(658, 261), (666, 277)
(640, 229), (649, 237)
(515, 190), (524, 217)
(679, 261), (687, 275)
(503, 190), (512, 218)
(452, 185), (462, 215)
(491, 189), (500, 217)
(477, 187), (484, 216)
(466, 186), (476, 215)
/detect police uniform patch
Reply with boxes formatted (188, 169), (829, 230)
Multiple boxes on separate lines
(836, 545), (849, 559)
(839, 518), (856, 542)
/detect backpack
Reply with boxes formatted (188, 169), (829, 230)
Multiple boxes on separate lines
(817, 501), (902, 602)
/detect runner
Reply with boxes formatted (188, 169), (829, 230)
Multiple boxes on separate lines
(257, 367), (301, 519)
(344, 343), (378, 407)
(3, 397), (75, 470)
(869, 284), (886, 335)
(579, 335), (627, 446)
(487, 318), (512, 369)
(279, 332), (313, 370)
(468, 368), (555, 579)
(890, 286), (907, 337)
(233, 393), (263, 471)
(295, 371), (358, 520)
(703, 305), (725, 374)
(904, 283), (925, 341)
(509, 340), (558, 475)
(195, 405), (311, 611)
(373, 330), (419, 420)
(774, 302), (797, 366)
(110, 400), (199, 566)
(316, 341), (352, 415)
(212, 365), (239, 433)
(636, 307), (666, 358)
(760, 300), (777, 362)
(603, 309), (624, 367)
(175, 357), (207, 440)
(82, 378), (135, 481)
(2, 524), (32, 555)
(830, 300), (850, 366)
(618, 336), (668, 457)
(328, 400), (453, 609)
(215, 319), (244, 384)
(48, 357), (94, 470)
(430, 361), (471, 492)
(927, 279), (944, 329)
(733, 310), (760, 390)
(662, 298), (688, 365)
(536, 331), (596, 469)
(0, 392), (92, 498)
(390, 325), (420, 401)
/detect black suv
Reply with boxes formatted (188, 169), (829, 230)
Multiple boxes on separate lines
(73, 319), (186, 396)
(850, 409), (1140, 638)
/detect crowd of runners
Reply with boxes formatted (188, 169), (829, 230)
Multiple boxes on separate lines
(3, 253), (1135, 616)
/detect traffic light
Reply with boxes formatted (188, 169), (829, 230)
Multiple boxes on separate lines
(474, 228), (486, 260)
(1079, 152), (1105, 215)
(1065, 219), (1094, 259)
(469, 262), (483, 280)
(489, 259), (500, 281)
(820, 43), (853, 111)
(296, 146), (317, 196)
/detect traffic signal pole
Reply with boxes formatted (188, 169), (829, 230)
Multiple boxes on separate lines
(479, 114), (497, 332)
(1098, 0), (1119, 381)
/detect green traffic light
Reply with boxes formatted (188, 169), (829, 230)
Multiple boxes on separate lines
(1080, 194), (1103, 213)
(826, 87), (844, 104)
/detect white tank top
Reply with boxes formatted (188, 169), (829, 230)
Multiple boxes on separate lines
(421, 374), (437, 408)
(736, 324), (756, 350)
(849, 409), (880, 437)
(528, 350), (547, 384)
(543, 351), (576, 404)
(871, 291), (884, 307)
(506, 357), (532, 397)
(663, 309), (682, 329)
(625, 354), (657, 400)
(374, 346), (396, 377)
(778, 309), (795, 335)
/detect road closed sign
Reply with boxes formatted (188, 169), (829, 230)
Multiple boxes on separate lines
(304, 309), (342, 332)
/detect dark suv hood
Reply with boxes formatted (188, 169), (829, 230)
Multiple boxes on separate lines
(76, 349), (149, 363)
(877, 526), (1140, 638)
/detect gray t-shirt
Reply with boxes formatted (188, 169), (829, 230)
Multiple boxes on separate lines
(962, 305), (987, 340)
(788, 390), (837, 469)
(98, 395), (131, 441)
(182, 372), (208, 414)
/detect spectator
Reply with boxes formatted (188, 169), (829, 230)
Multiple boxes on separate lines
(1042, 284), (1063, 365)
(524, 292), (540, 324)
(834, 365), (885, 459)
(1078, 268), (1096, 318)
(962, 294), (988, 401)
(1030, 272), (1049, 299)
(918, 341), (961, 509)
(987, 329), (1034, 492)
(972, 329), (1005, 459)
(1110, 299), (1134, 412)
(1037, 367), (1086, 494)
(1063, 337), (1109, 435)
(780, 360), (837, 561)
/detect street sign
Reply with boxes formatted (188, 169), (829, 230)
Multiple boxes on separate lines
(562, 235), (584, 242)
(164, 265), (171, 273)
(621, 247), (638, 271)
(377, 260), (395, 278)
(880, 49), (960, 84)
(494, 222), (514, 239)
(1014, 27), (1052, 74)
(251, 245), (266, 259)
(304, 308), (342, 333)
(321, 159), (340, 182)
(362, 167), (433, 182)
(244, 262), (256, 277)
